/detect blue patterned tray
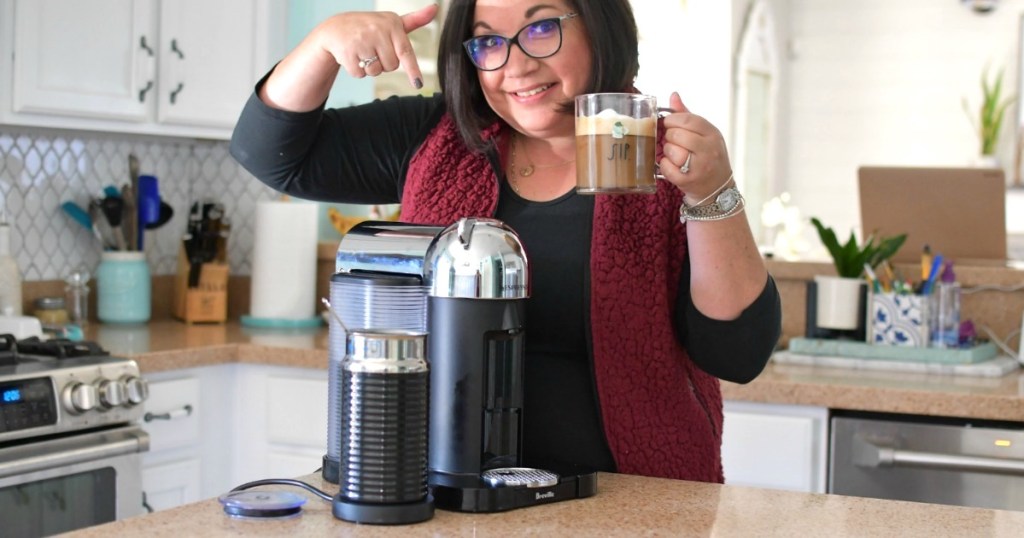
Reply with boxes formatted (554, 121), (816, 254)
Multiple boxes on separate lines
(787, 337), (998, 365)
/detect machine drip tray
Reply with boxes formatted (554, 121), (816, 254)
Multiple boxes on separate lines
(430, 463), (598, 513)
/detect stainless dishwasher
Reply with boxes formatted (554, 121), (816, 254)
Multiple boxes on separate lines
(830, 413), (1024, 511)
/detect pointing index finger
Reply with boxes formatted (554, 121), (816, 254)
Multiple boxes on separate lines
(397, 4), (440, 89)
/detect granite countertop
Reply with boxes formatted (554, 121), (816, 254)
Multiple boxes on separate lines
(68, 472), (1024, 536)
(92, 321), (1024, 422)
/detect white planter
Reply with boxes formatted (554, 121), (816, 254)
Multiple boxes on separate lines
(814, 275), (864, 331)
(972, 154), (1000, 169)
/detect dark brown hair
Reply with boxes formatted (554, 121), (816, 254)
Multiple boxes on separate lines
(437, 0), (640, 152)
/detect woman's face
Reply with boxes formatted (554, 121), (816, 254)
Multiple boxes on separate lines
(470, 0), (592, 138)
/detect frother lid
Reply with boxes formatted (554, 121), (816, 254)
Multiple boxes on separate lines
(423, 217), (529, 299)
(335, 221), (444, 276)
(345, 330), (429, 374)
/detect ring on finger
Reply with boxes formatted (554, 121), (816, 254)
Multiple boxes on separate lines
(680, 152), (693, 174)
(358, 56), (379, 69)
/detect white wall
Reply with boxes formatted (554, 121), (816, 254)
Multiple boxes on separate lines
(634, 0), (733, 141)
(781, 0), (1022, 240)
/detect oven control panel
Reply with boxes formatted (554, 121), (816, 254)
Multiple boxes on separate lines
(0, 377), (57, 434)
(0, 356), (147, 444)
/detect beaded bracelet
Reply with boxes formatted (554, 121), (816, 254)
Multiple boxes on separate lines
(679, 188), (746, 223)
(684, 173), (735, 207)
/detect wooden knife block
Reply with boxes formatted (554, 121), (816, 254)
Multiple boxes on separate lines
(174, 247), (228, 324)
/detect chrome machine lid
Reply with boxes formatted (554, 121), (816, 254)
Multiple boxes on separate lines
(423, 217), (529, 299)
(335, 221), (444, 276)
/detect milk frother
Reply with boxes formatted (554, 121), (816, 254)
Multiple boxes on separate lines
(324, 222), (441, 484)
(331, 329), (432, 524)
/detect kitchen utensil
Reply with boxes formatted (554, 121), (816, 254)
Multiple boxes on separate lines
(137, 175), (161, 225)
(185, 202), (205, 287)
(88, 199), (118, 250)
(121, 184), (137, 251)
(128, 154), (141, 249)
(100, 196), (127, 251)
(60, 201), (102, 243)
(145, 201), (174, 230)
(128, 154), (140, 198)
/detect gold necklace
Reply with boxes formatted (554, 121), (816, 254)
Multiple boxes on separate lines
(507, 133), (574, 193)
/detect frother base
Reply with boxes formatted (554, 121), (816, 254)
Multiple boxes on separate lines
(430, 468), (597, 513)
(332, 495), (434, 525)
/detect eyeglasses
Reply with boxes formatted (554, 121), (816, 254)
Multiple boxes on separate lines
(463, 13), (578, 71)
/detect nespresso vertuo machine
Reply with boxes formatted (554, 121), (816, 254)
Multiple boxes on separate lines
(331, 218), (596, 514)
(422, 218), (595, 512)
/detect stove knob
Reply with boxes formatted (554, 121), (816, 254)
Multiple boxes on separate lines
(96, 379), (127, 408)
(122, 376), (149, 406)
(62, 382), (98, 414)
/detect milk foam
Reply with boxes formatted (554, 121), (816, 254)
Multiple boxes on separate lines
(576, 108), (656, 137)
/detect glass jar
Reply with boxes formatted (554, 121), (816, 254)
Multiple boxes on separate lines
(65, 267), (91, 326)
(34, 296), (69, 326)
(97, 251), (151, 324)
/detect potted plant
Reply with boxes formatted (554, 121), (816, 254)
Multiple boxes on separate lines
(809, 218), (907, 331)
(963, 66), (1016, 166)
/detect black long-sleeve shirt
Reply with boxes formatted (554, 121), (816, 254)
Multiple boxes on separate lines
(231, 90), (781, 471)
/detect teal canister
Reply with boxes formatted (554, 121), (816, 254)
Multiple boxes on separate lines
(97, 251), (151, 323)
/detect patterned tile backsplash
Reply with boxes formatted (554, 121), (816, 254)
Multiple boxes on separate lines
(0, 127), (279, 281)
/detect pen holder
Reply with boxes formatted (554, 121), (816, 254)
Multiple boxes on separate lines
(867, 291), (930, 347)
(173, 246), (228, 324)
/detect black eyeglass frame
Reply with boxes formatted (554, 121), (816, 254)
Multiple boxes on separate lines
(462, 12), (578, 71)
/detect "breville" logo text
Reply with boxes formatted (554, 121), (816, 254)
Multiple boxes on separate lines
(535, 491), (555, 500)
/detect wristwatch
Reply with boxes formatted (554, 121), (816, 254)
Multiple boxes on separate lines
(679, 186), (745, 223)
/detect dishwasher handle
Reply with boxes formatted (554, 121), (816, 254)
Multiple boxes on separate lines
(853, 435), (1024, 476)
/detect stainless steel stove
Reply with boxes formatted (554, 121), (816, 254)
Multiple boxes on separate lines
(0, 334), (151, 536)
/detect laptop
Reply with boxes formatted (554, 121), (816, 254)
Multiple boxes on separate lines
(858, 166), (1007, 264)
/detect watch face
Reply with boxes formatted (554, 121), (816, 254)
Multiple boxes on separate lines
(717, 188), (740, 211)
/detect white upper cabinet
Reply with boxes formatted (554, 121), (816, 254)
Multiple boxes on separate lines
(0, 0), (284, 139)
(11, 0), (156, 122)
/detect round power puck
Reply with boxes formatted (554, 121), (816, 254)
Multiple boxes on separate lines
(218, 490), (306, 519)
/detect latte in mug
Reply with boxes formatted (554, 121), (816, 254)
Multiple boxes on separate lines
(575, 108), (658, 194)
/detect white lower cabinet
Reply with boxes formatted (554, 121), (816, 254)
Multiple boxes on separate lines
(722, 400), (829, 493)
(140, 365), (234, 512)
(139, 363), (328, 512)
(232, 364), (329, 486)
(141, 458), (202, 512)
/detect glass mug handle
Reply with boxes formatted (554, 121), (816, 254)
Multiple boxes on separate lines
(654, 107), (675, 180)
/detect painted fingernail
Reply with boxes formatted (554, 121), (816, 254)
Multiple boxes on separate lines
(413, 78), (423, 90)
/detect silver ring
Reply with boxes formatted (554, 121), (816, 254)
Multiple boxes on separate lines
(358, 56), (379, 69)
(680, 153), (693, 174)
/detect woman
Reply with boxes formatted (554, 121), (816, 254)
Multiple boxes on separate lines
(230, 0), (780, 483)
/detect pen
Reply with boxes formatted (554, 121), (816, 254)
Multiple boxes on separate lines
(922, 254), (944, 295)
(920, 244), (932, 281)
(863, 263), (881, 293)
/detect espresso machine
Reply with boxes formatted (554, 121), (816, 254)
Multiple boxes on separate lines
(332, 218), (596, 514)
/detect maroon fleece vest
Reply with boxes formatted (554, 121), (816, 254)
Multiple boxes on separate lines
(401, 113), (724, 483)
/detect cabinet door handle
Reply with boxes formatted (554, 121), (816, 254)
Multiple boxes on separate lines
(169, 83), (185, 105)
(170, 38), (185, 59)
(854, 435), (1024, 476)
(168, 38), (185, 104)
(138, 81), (154, 103)
(139, 36), (155, 57)
(144, 404), (193, 422)
(137, 36), (156, 103)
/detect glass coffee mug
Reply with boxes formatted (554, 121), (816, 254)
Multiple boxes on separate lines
(575, 93), (664, 194)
